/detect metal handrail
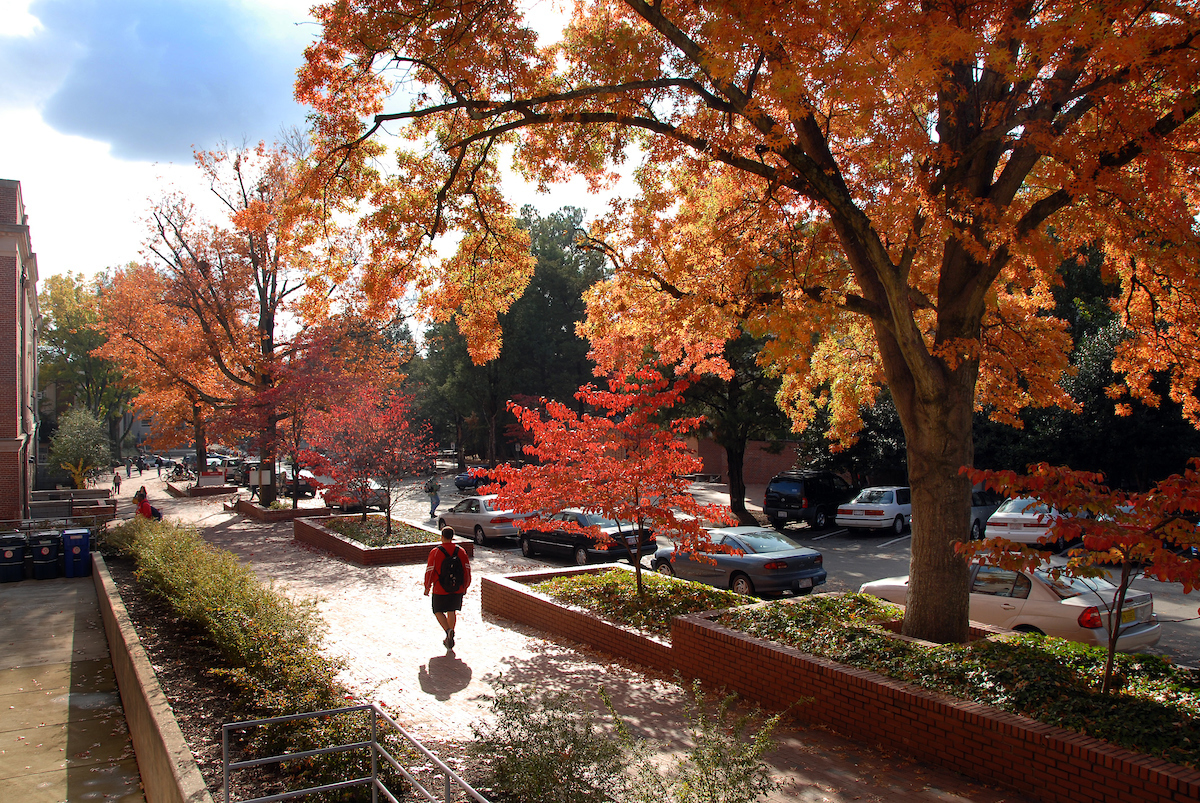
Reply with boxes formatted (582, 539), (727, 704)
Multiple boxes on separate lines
(222, 703), (490, 803)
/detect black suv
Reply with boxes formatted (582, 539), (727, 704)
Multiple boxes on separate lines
(763, 470), (858, 529)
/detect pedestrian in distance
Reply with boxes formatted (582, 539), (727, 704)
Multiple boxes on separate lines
(156, 458), (161, 478)
(424, 528), (470, 649)
(112, 471), (121, 495)
(425, 475), (441, 519)
(125, 458), (131, 478)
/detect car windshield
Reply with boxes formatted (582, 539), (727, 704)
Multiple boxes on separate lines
(767, 479), (802, 495)
(852, 489), (894, 505)
(996, 497), (1050, 516)
(729, 530), (803, 553)
(1033, 569), (1115, 599)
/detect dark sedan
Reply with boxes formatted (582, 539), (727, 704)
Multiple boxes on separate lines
(454, 467), (488, 490)
(519, 510), (656, 565)
(652, 526), (826, 597)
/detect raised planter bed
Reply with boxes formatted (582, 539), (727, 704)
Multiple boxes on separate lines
(235, 499), (335, 522)
(294, 516), (473, 566)
(481, 568), (1200, 803)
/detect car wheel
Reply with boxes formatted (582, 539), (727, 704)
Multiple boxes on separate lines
(892, 515), (905, 535)
(813, 508), (828, 529)
(520, 537), (534, 558)
(574, 546), (589, 566)
(731, 573), (755, 596)
(473, 525), (487, 545)
(655, 561), (674, 577)
(437, 519), (447, 532)
(970, 519), (982, 540)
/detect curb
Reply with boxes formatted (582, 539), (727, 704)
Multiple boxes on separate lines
(93, 553), (214, 803)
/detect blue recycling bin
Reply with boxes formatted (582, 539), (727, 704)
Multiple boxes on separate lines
(62, 528), (91, 578)
(29, 531), (60, 580)
(0, 533), (25, 583)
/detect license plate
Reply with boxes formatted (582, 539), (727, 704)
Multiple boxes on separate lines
(776, 511), (787, 520)
(1121, 607), (1137, 624)
(625, 536), (638, 546)
(797, 578), (813, 588)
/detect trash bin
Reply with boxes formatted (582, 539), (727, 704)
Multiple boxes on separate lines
(0, 533), (25, 583)
(29, 531), (61, 580)
(62, 528), (91, 578)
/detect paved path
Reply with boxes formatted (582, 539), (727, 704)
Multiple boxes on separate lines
(0, 576), (143, 802)
(148, 479), (1031, 803)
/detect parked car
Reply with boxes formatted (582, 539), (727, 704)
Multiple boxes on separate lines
(454, 467), (489, 491)
(859, 564), (1161, 652)
(277, 463), (317, 498)
(835, 486), (911, 534)
(985, 496), (1074, 549)
(653, 526), (827, 597)
(321, 478), (390, 511)
(519, 510), (656, 565)
(763, 470), (858, 529)
(438, 494), (534, 544)
(968, 490), (1003, 540)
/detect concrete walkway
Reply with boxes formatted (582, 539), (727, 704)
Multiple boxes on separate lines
(0, 576), (144, 802)
(150, 480), (1031, 803)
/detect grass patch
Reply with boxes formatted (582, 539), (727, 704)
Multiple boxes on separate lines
(325, 515), (438, 547)
(102, 518), (411, 796)
(718, 594), (1200, 769)
(531, 570), (748, 640)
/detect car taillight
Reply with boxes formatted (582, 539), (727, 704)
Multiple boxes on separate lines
(801, 498), (809, 508)
(763, 560), (788, 570)
(865, 509), (885, 516)
(814, 554), (823, 566)
(1023, 522), (1047, 528)
(1078, 606), (1104, 629)
(837, 508), (851, 515)
(491, 516), (512, 524)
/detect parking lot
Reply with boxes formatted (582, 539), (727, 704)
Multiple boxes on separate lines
(432, 477), (1200, 667)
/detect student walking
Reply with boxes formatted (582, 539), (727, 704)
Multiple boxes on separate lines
(112, 472), (122, 495)
(423, 528), (470, 649)
(425, 475), (441, 519)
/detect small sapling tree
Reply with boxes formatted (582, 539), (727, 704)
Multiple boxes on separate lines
(960, 461), (1200, 693)
(491, 366), (733, 595)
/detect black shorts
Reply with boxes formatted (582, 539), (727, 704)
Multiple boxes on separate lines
(431, 593), (463, 614)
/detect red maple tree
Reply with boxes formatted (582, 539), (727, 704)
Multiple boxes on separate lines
(960, 462), (1200, 692)
(303, 387), (434, 535)
(490, 366), (733, 594)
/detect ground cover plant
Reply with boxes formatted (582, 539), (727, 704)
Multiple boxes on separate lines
(104, 518), (410, 798)
(718, 594), (1200, 768)
(325, 515), (438, 547)
(469, 679), (779, 803)
(532, 569), (747, 640)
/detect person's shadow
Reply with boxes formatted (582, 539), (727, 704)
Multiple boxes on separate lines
(418, 653), (473, 701)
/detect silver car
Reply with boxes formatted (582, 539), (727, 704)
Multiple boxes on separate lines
(652, 526), (827, 597)
(438, 494), (532, 544)
(859, 564), (1161, 652)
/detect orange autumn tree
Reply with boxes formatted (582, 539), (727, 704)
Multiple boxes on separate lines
(102, 143), (322, 503)
(299, 0), (1200, 642)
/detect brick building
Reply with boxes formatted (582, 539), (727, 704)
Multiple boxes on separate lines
(0, 180), (40, 522)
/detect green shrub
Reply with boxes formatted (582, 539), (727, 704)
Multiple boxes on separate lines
(470, 680), (779, 803)
(105, 518), (409, 799)
(719, 594), (1200, 768)
(532, 570), (748, 639)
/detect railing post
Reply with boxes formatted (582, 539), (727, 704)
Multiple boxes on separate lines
(222, 725), (230, 803)
(371, 708), (379, 803)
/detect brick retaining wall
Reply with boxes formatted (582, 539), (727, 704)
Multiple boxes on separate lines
(294, 516), (473, 566)
(481, 567), (674, 672)
(236, 499), (335, 522)
(481, 567), (1200, 803)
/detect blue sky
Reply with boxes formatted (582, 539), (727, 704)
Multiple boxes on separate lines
(0, 0), (613, 285)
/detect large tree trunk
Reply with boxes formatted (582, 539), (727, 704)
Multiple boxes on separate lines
(191, 400), (207, 475)
(258, 422), (277, 506)
(884, 342), (977, 644)
(724, 443), (756, 524)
